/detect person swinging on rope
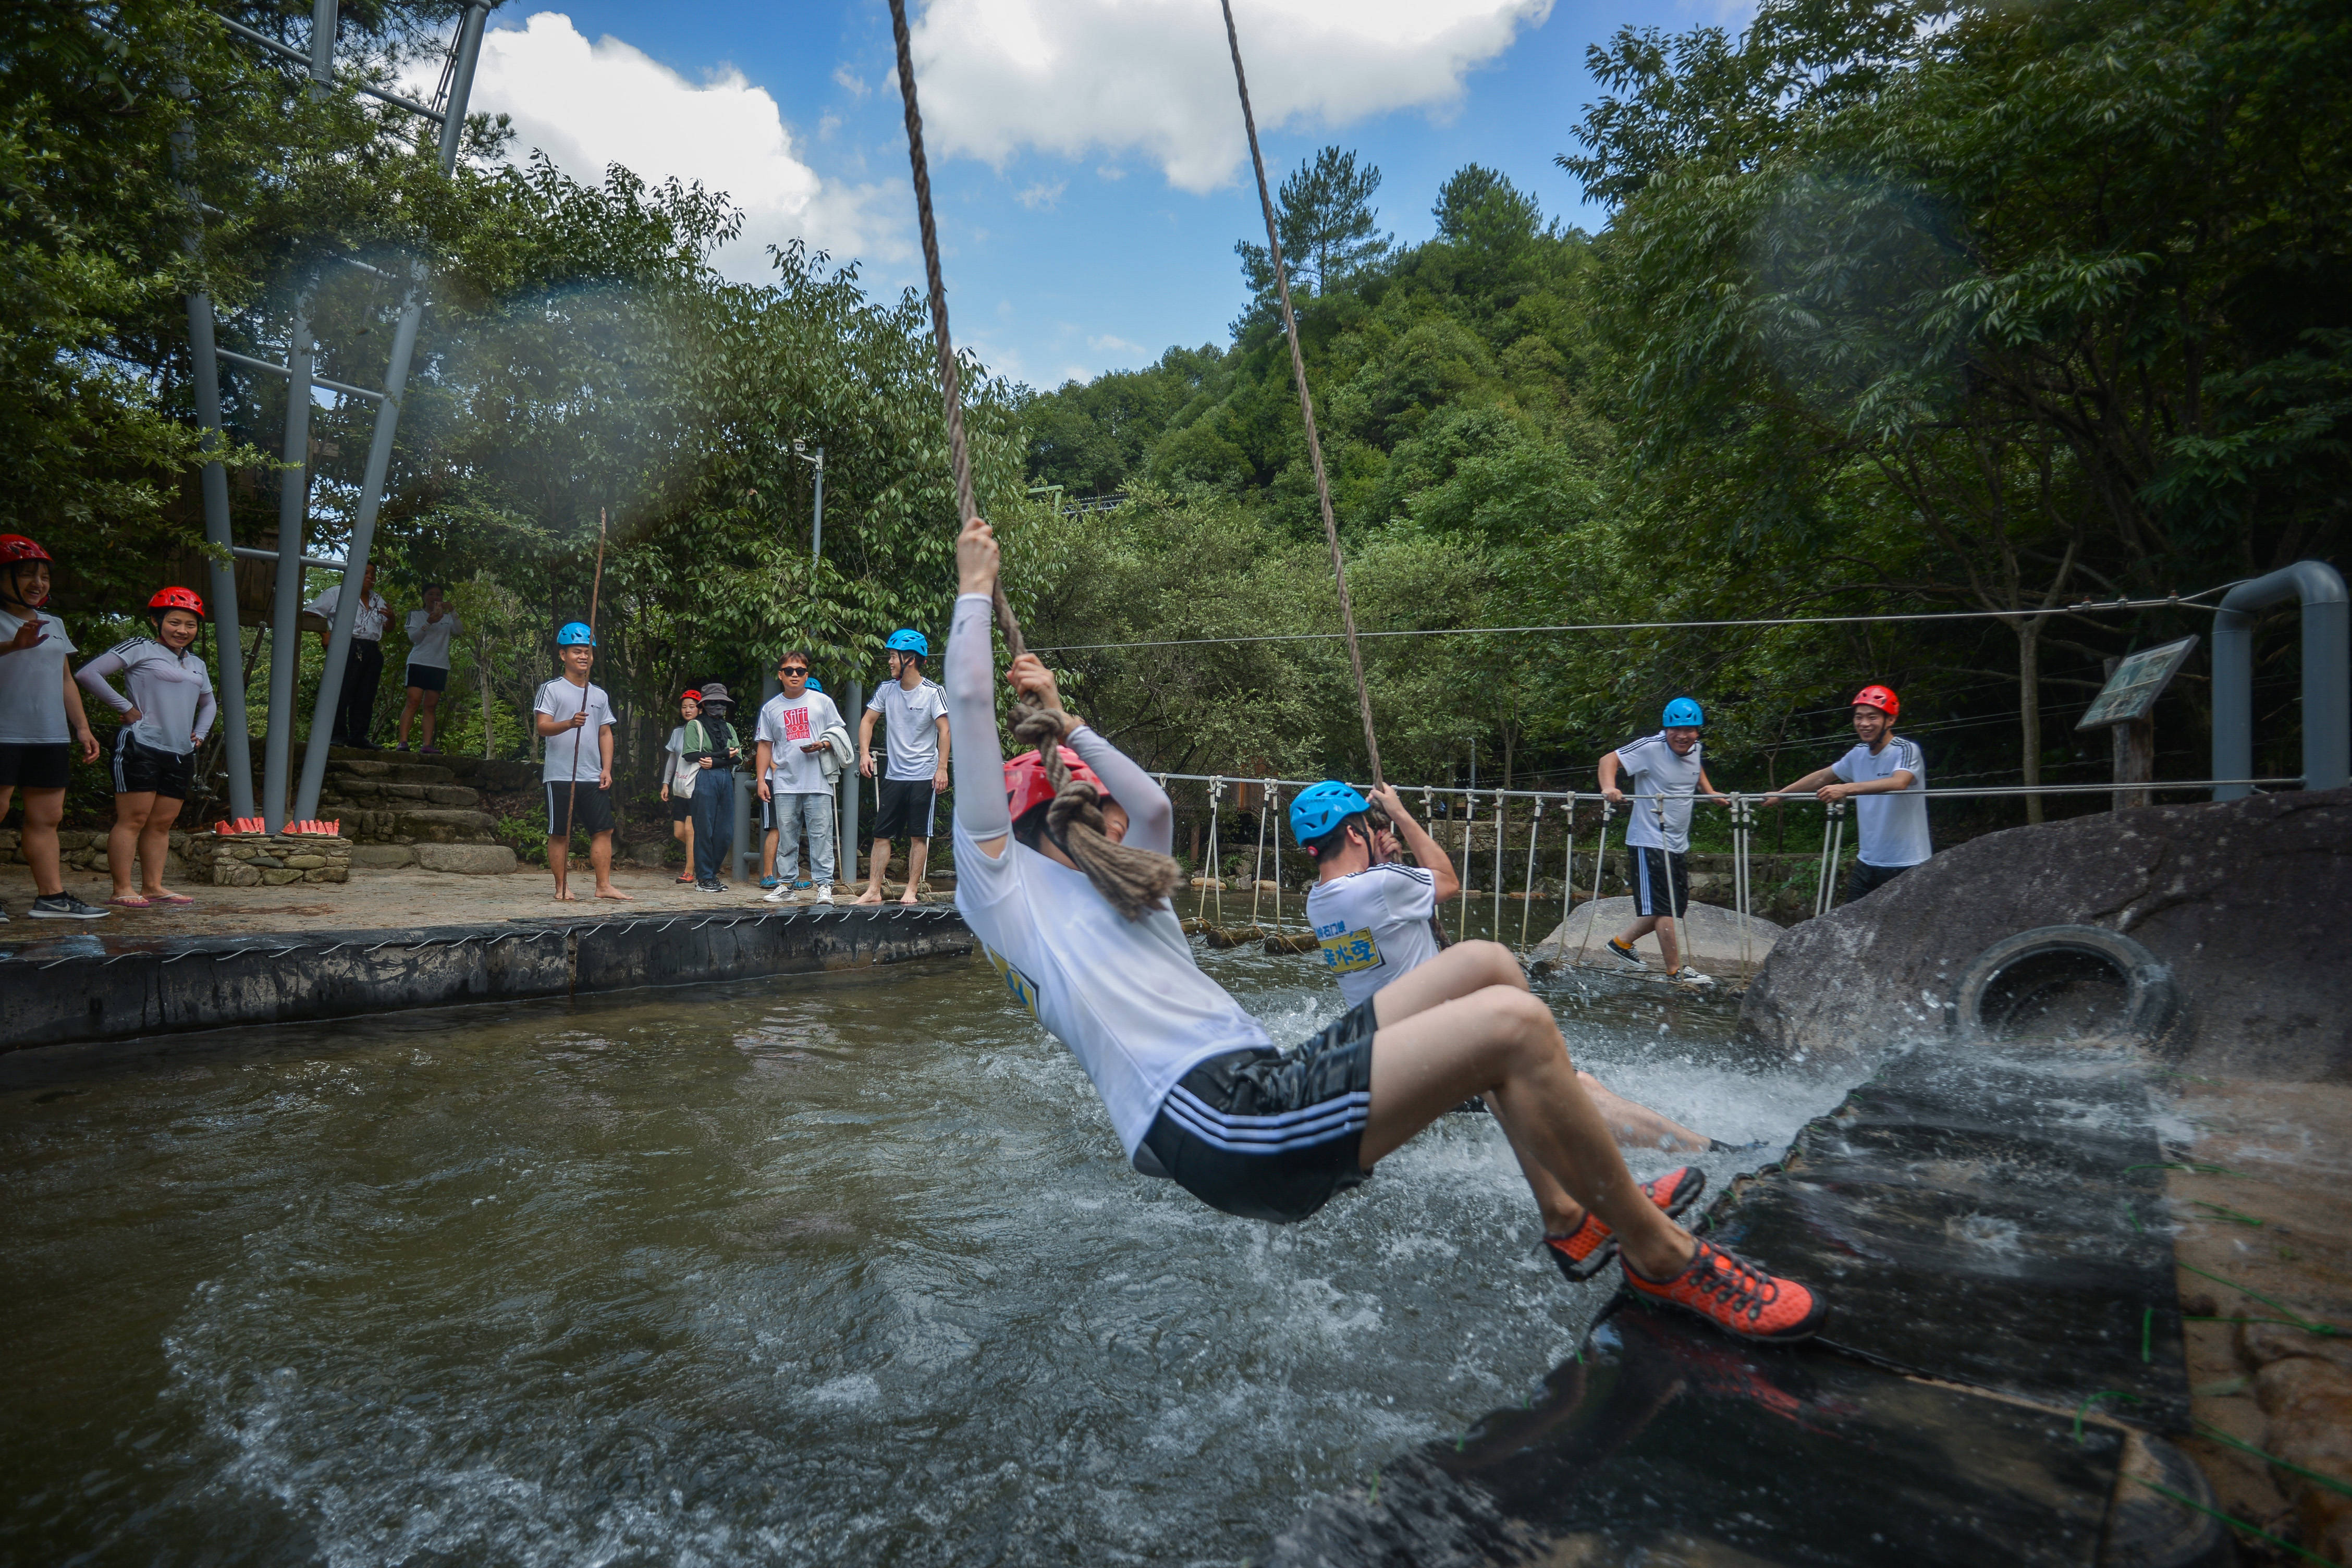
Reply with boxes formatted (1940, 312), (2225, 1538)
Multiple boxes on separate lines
(947, 516), (1824, 1342)
(1293, 780), (1740, 1175)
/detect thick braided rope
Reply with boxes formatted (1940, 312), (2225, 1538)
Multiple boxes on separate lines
(887, 0), (1025, 662)
(1010, 704), (1183, 921)
(1220, 0), (1380, 786)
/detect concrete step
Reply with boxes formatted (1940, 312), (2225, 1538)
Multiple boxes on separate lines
(329, 806), (505, 846)
(327, 757), (459, 786)
(322, 778), (482, 808)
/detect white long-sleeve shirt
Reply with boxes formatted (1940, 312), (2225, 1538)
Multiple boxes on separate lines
(77, 638), (216, 755)
(947, 593), (1268, 1168)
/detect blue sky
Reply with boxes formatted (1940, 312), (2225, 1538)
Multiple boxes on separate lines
(437, 0), (1749, 390)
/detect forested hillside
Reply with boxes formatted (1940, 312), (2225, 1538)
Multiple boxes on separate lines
(1018, 0), (2350, 816)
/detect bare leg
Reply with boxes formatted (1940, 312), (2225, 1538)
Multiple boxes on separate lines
(902, 837), (929, 903)
(548, 837), (573, 900)
(140, 796), (185, 897)
(1580, 1071), (1705, 1150)
(419, 689), (439, 749)
(591, 831), (630, 898)
(858, 836), (889, 902)
(16, 787), (68, 897)
(396, 688), (422, 748)
(1361, 976), (1696, 1280)
(1612, 913), (1660, 956)
(1656, 916), (1682, 972)
(109, 792), (157, 899)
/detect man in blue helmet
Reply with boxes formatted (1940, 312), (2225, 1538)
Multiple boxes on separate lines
(1599, 698), (1726, 982)
(857, 628), (950, 905)
(1295, 779), (1719, 1157)
(533, 622), (629, 902)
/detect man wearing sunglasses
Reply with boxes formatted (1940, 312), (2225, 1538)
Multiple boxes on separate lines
(754, 652), (845, 902)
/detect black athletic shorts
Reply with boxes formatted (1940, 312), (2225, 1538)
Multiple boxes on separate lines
(545, 781), (615, 837)
(406, 663), (448, 693)
(112, 731), (194, 800)
(1142, 997), (1378, 1224)
(668, 792), (692, 822)
(0, 741), (71, 791)
(1629, 844), (1689, 918)
(1847, 859), (1915, 901)
(872, 775), (937, 840)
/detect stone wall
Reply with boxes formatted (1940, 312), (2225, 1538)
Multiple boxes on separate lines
(0, 827), (187, 880)
(182, 831), (353, 887)
(1737, 789), (2352, 1082)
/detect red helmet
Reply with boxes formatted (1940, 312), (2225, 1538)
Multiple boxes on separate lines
(0, 534), (51, 566)
(681, 689), (703, 702)
(1005, 745), (1108, 823)
(1853, 684), (1900, 719)
(149, 586), (206, 618)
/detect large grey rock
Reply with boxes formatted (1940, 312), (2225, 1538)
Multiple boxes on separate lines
(349, 844), (416, 868)
(1738, 789), (2352, 1082)
(413, 843), (517, 875)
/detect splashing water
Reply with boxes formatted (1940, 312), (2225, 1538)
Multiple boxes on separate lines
(0, 946), (1859, 1565)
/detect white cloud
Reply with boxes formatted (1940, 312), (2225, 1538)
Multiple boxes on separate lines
(435, 13), (903, 280)
(832, 64), (871, 98)
(908, 0), (1553, 193)
(1087, 333), (1145, 356)
(1015, 179), (1067, 211)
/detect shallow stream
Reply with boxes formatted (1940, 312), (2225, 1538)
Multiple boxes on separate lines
(2, 945), (1857, 1566)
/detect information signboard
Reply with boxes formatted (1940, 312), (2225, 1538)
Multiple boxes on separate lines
(2077, 636), (2199, 730)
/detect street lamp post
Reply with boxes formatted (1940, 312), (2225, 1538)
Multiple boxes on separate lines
(792, 439), (824, 564)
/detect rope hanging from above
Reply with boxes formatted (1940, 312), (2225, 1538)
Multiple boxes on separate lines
(1218, 0), (1385, 787)
(886, 0), (1026, 663)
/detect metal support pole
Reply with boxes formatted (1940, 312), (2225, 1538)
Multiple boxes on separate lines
(292, 0), (489, 822)
(260, 284), (316, 831)
(169, 91), (255, 823)
(734, 768), (756, 884)
(1455, 790), (1475, 942)
(1574, 803), (1612, 969)
(811, 447), (825, 564)
(1517, 797), (1541, 951)
(1491, 789), (1505, 938)
(2210, 560), (2349, 800)
(841, 679), (862, 882)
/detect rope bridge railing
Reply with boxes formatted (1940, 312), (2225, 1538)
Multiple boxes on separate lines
(1147, 771), (2301, 979)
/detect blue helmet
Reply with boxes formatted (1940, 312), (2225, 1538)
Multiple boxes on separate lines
(1290, 780), (1369, 848)
(885, 628), (929, 658)
(805, 675), (824, 692)
(557, 621), (595, 647)
(1662, 696), (1705, 729)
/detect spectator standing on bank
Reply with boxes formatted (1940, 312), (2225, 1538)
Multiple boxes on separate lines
(755, 651), (843, 904)
(685, 681), (743, 892)
(77, 587), (217, 909)
(0, 535), (106, 920)
(533, 621), (630, 902)
(660, 689), (701, 885)
(394, 583), (458, 753)
(306, 562), (390, 750)
(1598, 699), (1729, 984)
(858, 628), (949, 905)
(1761, 685), (1929, 901)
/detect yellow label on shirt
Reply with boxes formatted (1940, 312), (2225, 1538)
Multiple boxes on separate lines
(983, 944), (1043, 1020)
(1317, 925), (1383, 975)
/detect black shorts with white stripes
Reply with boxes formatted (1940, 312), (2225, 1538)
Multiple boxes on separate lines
(1141, 997), (1378, 1224)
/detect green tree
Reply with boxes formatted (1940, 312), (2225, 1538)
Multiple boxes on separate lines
(1234, 145), (1390, 313)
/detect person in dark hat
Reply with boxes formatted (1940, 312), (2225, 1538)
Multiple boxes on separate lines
(682, 681), (742, 891)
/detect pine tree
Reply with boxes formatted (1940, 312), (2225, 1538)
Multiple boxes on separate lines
(1234, 145), (1391, 315)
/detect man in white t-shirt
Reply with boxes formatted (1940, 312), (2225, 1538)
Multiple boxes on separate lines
(394, 583), (459, 754)
(305, 561), (390, 749)
(856, 628), (950, 905)
(755, 650), (845, 902)
(532, 621), (629, 903)
(1295, 779), (1718, 1157)
(1598, 699), (1728, 983)
(0, 534), (107, 920)
(1763, 684), (1930, 903)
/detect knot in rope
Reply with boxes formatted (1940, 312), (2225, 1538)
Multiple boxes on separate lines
(1010, 703), (1183, 921)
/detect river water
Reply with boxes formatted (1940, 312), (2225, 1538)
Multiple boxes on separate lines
(1, 944), (1855, 1567)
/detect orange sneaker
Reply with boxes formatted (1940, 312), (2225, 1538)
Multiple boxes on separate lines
(1622, 1239), (1826, 1343)
(1544, 1166), (1708, 1283)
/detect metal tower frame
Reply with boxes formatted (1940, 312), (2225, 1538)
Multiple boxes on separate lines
(180, 0), (491, 829)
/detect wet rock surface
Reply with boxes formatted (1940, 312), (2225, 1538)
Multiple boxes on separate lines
(1737, 789), (2352, 1082)
(1267, 1034), (2213, 1565)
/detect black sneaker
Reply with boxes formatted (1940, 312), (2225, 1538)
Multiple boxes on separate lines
(1604, 938), (1647, 971)
(29, 893), (109, 920)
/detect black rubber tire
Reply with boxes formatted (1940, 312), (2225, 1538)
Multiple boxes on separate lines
(1948, 924), (2176, 1045)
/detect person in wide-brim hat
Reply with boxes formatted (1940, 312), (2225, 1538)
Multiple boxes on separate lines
(680, 682), (742, 890)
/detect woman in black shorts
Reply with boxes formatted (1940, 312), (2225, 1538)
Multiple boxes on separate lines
(77, 587), (218, 908)
(0, 535), (106, 920)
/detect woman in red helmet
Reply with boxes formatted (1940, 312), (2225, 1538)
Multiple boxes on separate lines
(1761, 684), (1931, 901)
(945, 517), (1826, 1345)
(0, 535), (107, 920)
(76, 587), (218, 908)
